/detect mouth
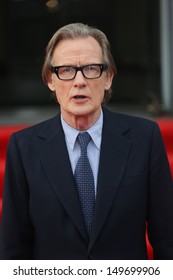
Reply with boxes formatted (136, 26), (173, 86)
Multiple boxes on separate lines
(74, 95), (87, 99)
(72, 95), (90, 103)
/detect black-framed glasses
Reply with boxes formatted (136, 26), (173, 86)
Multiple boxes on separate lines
(51, 64), (107, 80)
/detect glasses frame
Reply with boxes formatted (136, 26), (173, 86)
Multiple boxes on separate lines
(50, 63), (107, 80)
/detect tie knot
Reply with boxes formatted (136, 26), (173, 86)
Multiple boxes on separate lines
(77, 132), (91, 152)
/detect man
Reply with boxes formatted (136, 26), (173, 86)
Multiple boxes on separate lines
(2, 23), (173, 259)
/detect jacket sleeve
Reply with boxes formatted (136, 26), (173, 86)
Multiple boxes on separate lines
(1, 133), (34, 259)
(147, 123), (173, 259)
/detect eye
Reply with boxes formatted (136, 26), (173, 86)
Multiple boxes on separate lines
(59, 66), (75, 74)
(85, 65), (99, 72)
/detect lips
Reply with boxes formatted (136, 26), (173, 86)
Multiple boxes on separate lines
(72, 93), (90, 104)
(74, 95), (87, 99)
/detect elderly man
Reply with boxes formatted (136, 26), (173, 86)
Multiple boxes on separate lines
(2, 23), (173, 259)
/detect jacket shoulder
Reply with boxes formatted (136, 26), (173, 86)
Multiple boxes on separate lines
(103, 107), (158, 131)
(11, 114), (60, 139)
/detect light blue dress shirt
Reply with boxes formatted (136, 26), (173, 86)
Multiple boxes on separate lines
(61, 110), (103, 195)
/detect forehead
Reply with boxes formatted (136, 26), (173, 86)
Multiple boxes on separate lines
(52, 36), (103, 64)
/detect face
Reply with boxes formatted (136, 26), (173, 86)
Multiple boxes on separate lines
(48, 36), (113, 126)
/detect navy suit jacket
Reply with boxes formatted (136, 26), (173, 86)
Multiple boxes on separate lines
(2, 108), (173, 259)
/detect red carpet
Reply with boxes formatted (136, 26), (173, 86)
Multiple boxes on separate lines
(0, 119), (173, 259)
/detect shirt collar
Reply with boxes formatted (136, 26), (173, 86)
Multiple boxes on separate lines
(61, 110), (103, 151)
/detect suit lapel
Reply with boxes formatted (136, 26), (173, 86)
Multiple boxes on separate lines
(89, 108), (132, 248)
(36, 114), (88, 243)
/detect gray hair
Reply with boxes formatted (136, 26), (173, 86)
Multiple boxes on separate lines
(42, 23), (117, 103)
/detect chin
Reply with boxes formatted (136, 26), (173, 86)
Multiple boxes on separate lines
(75, 109), (100, 120)
(71, 104), (90, 114)
(74, 110), (91, 117)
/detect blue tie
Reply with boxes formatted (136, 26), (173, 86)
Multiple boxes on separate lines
(74, 132), (95, 236)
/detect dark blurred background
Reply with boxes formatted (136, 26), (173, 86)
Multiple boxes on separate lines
(0, 0), (173, 123)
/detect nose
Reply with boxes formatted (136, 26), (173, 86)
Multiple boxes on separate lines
(73, 70), (87, 87)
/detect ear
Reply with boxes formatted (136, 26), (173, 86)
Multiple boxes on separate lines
(47, 73), (56, 92)
(104, 71), (114, 91)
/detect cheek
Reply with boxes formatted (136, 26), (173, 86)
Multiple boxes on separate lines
(92, 86), (105, 104)
(54, 86), (63, 104)
(97, 81), (107, 96)
(54, 83), (72, 105)
(54, 83), (67, 97)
